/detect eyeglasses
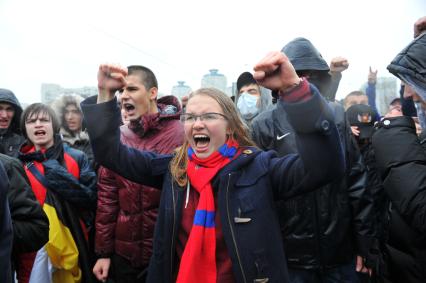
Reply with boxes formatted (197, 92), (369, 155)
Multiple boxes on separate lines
(180, 112), (227, 124)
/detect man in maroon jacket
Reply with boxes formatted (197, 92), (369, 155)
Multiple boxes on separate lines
(92, 65), (184, 283)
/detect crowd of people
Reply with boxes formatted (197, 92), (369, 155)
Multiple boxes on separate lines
(0, 16), (425, 283)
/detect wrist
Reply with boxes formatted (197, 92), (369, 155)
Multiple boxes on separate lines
(278, 77), (303, 94)
(97, 88), (116, 103)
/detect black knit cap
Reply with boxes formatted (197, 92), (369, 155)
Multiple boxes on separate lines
(236, 72), (257, 93)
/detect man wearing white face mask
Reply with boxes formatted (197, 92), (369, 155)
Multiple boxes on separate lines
(235, 72), (273, 127)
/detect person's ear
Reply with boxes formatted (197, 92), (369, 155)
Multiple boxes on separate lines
(149, 87), (158, 101)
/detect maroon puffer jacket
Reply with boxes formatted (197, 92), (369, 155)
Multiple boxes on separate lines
(95, 96), (184, 268)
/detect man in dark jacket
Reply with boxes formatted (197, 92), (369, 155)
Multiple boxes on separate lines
(372, 18), (426, 283)
(251, 37), (375, 282)
(0, 162), (13, 283)
(93, 65), (184, 283)
(0, 88), (25, 157)
(0, 153), (49, 282)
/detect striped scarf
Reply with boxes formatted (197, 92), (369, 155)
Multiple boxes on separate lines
(177, 139), (239, 283)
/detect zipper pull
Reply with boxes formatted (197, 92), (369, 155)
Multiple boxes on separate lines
(185, 181), (190, 208)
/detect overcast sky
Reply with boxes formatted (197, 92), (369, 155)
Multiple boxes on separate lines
(0, 0), (425, 104)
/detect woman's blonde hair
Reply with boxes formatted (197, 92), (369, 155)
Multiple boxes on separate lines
(170, 88), (256, 186)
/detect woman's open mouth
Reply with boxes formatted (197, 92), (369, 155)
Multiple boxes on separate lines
(193, 134), (210, 151)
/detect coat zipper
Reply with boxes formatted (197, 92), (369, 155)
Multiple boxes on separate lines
(226, 173), (247, 283)
(313, 191), (323, 270)
(170, 180), (177, 280)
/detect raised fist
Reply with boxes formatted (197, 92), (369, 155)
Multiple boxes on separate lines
(330, 57), (349, 73)
(97, 64), (128, 103)
(253, 51), (300, 92)
(414, 16), (426, 38)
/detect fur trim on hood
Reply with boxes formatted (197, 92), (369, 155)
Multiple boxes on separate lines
(50, 93), (85, 133)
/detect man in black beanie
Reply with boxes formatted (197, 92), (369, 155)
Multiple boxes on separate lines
(251, 37), (375, 282)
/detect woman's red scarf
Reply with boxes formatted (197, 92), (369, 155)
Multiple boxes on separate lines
(177, 139), (239, 283)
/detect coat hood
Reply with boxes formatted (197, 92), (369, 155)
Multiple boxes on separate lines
(234, 70), (273, 123)
(0, 88), (23, 134)
(275, 38), (331, 98)
(387, 32), (426, 102)
(281, 37), (330, 72)
(235, 85), (273, 122)
(50, 93), (86, 141)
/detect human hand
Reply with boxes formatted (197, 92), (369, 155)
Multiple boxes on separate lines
(413, 117), (422, 135)
(97, 64), (128, 103)
(330, 57), (349, 73)
(356, 255), (372, 276)
(351, 126), (360, 136)
(253, 51), (300, 92)
(93, 258), (111, 282)
(414, 16), (426, 37)
(368, 67), (378, 84)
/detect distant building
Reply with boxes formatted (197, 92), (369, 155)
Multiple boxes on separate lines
(201, 69), (227, 93)
(41, 83), (97, 104)
(361, 77), (399, 116)
(171, 81), (192, 100)
(225, 82), (237, 98)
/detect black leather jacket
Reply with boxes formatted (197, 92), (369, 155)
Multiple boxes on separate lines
(252, 100), (375, 269)
(372, 116), (426, 282)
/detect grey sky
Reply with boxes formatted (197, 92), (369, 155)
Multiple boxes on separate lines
(0, 0), (425, 104)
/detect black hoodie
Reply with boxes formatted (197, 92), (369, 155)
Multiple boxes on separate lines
(0, 89), (25, 157)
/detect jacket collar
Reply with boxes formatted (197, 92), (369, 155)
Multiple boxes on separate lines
(128, 98), (181, 138)
(213, 146), (268, 187)
(18, 134), (64, 163)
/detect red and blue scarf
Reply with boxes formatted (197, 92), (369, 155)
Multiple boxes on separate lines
(177, 139), (239, 283)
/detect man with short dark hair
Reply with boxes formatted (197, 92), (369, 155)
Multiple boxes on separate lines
(93, 65), (184, 283)
(344, 90), (369, 110)
(0, 88), (25, 157)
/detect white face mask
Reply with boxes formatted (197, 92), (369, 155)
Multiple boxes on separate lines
(237, 92), (259, 120)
